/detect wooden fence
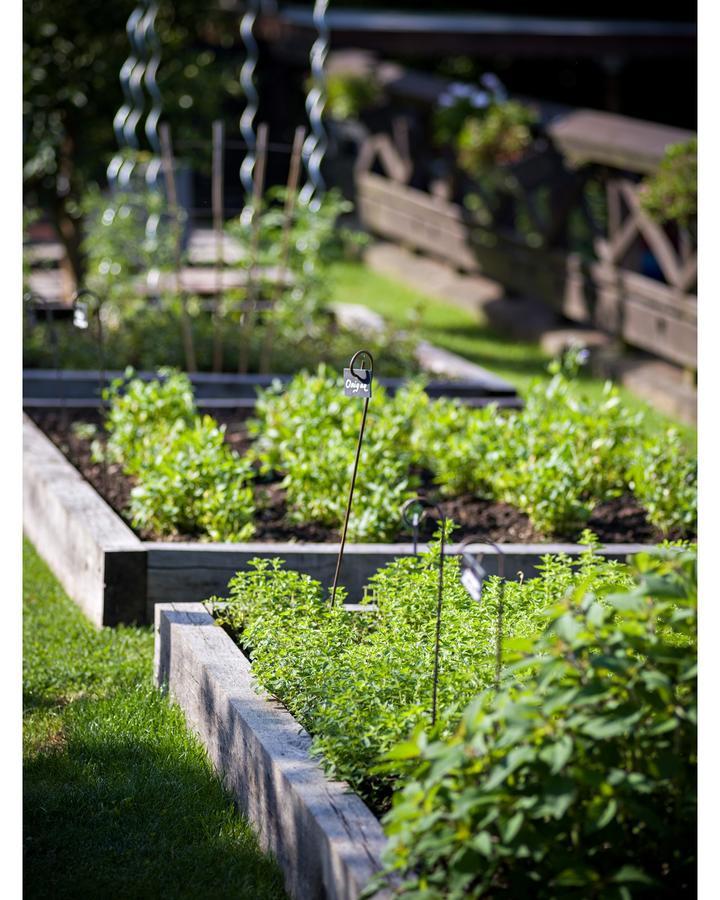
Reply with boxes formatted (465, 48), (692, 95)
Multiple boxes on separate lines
(350, 67), (696, 372)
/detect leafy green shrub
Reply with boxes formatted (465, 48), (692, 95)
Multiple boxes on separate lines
(324, 71), (382, 121)
(225, 187), (366, 313)
(81, 184), (178, 309)
(128, 416), (255, 541)
(456, 100), (537, 173)
(491, 362), (643, 536)
(639, 137), (697, 229)
(213, 539), (634, 811)
(629, 429), (697, 537)
(251, 367), (422, 541)
(103, 370), (255, 541)
(434, 78), (537, 174)
(251, 357), (697, 540)
(376, 547), (697, 898)
(104, 368), (196, 472)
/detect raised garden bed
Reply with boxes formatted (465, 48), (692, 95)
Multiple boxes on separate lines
(154, 545), (697, 897)
(154, 601), (391, 900)
(24, 412), (653, 626)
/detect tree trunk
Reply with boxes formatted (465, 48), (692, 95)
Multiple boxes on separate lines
(52, 132), (84, 293)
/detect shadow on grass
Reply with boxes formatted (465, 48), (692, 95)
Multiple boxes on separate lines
(23, 689), (287, 900)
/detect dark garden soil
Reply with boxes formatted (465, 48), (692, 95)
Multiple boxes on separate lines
(30, 410), (672, 546)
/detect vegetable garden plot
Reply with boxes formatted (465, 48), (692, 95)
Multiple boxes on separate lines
(24, 351), (694, 624)
(157, 544), (696, 899)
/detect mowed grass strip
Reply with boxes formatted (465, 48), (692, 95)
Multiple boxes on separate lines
(23, 538), (287, 900)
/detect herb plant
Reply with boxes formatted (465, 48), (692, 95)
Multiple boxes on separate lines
(434, 77), (537, 175)
(250, 367), (421, 541)
(375, 547), (697, 898)
(103, 369), (255, 541)
(213, 538), (635, 812)
(640, 137), (697, 230)
(251, 357), (697, 540)
(324, 71), (382, 121)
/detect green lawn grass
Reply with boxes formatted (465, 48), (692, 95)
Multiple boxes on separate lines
(23, 538), (287, 900)
(329, 260), (696, 447)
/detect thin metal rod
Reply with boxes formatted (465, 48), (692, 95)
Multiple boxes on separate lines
(495, 580), (504, 691)
(74, 289), (108, 494)
(431, 517), (447, 727)
(458, 535), (507, 691)
(330, 394), (370, 606)
(259, 124), (306, 374)
(159, 121), (197, 372)
(212, 119), (225, 372)
(238, 122), (269, 374)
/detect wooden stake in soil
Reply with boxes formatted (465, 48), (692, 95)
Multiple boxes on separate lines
(159, 122), (197, 372)
(211, 120), (225, 372)
(258, 125), (306, 375)
(237, 122), (269, 374)
(330, 350), (374, 606)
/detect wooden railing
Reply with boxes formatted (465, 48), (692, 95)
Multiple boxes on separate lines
(346, 61), (696, 372)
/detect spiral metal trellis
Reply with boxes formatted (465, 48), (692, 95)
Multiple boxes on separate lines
(143, 2), (164, 190)
(142, 1), (164, 249)
(239, 0), (260, 220)
(108, 2), (148, 188)
(119, 2), (150, 188)
(299, 0), (329, 209)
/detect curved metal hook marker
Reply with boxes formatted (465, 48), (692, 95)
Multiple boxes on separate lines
(239, 0), (260, 208)
(457, 535), (507, 690)
(299, 0), (329, 209)
(330, 348), (374, 606)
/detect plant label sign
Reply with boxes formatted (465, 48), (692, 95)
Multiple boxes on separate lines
(73, 301), (89, 330)
(461, 561), (487, 603)
(344, 368), (372, 398)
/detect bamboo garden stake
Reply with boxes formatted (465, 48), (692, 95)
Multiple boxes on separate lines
(159, 122), (197, 372)
(238, 122), (269, 373)
(211, 119), (225, 372)
(259, 125), (306, 374)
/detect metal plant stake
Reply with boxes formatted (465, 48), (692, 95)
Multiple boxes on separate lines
(401, 496), (427, 555)
(330, 350), (374, 606)
(72, 289), (109, 493)
(25, 291), (65, 422)
(400, 496), (447, 726)
(458, 537), (507, 690)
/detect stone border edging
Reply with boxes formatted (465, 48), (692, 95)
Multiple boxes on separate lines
(154, 602), (392, 900)
(23, 414), (145, 626)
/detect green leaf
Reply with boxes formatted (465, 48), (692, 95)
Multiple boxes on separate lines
(611, 865), (656, 885)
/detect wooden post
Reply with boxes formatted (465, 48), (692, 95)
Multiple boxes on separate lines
(159, 122), (197, 373)
(212, 120), (225, 372)
(237, 122), (268, 374)
(259, 125), (306, 374)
